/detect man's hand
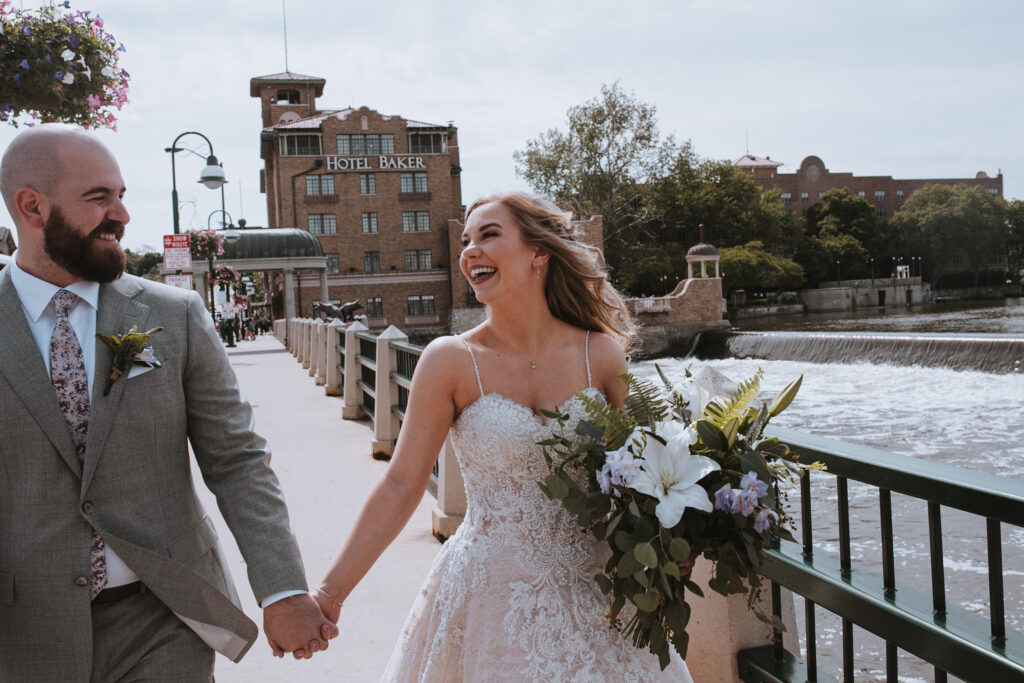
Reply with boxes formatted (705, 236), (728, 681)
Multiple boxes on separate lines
(263, 593), (339, 659)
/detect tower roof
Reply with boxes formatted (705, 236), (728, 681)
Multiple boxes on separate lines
(250, 72), (326, 97)
(733, 154), (783, 168)
(687, 242), (719, 257)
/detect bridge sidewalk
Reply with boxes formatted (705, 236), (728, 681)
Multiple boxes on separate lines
(195, 334), (441, 682)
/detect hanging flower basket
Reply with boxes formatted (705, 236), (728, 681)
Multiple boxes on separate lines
(187, 229), (224, 261)
(0, 0), (129, 129)
(213, 264), (238, 284)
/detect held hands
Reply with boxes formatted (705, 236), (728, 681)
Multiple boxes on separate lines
(312, 585), (343, 624)
(263, 593), (340, 659)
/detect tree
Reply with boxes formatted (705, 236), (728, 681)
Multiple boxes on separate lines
(123, 249), (161, 280)
(793, 220), (869, 285)
(1004, 199), (1024, 289)
(890, 184), (1005, 287)
(613, 242), (689, 297)
(514, 82), (677, 271)
(803, 188), (883, 252)
(652, 156), (800, 252)
(719, 241), (804, 295)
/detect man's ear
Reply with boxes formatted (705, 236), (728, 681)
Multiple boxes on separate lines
(12, 187), (47, 230)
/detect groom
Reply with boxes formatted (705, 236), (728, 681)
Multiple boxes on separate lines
(0, 125), (336, 681)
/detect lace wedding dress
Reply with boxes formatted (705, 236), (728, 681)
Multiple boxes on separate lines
(382, 334), (693, 682)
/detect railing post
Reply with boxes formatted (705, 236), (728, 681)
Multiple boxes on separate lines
(324, 319), (345, 396)
(431, 435), (466, 541)
(302, 319), (313, 370)
(316, 320), (330, 385)
(371, 325), (406, 458)
(342, 321), (368, 420)
(310, 319), (324, 379)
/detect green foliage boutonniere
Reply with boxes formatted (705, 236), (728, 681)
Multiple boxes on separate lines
(96, 325), (163, 396)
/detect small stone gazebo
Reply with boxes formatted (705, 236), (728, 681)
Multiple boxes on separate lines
(192, 227), (328, 322)
(686, 225), (721, 279)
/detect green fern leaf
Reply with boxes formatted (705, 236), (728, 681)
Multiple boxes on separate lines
(578, 389), (637, 450)
(704, 369), (764, 428)
(624, 374), (669, 428)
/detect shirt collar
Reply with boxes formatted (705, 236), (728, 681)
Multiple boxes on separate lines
(8, 251), (101, 322)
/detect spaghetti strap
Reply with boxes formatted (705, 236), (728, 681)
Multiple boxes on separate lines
(584, 330), (592, 388)
(458, 335), (485, 397)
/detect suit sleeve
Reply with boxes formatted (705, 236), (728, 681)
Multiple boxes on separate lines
(181, 291), (307, 601)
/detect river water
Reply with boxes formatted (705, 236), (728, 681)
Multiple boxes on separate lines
(628, 299), (1024, 682)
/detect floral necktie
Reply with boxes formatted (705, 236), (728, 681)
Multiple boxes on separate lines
(49, 290), (107, 599)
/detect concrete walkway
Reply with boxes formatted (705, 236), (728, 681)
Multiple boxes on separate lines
(195, 334), (441, 682)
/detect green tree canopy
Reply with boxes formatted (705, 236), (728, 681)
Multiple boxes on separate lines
(1005, 199), (1024, 287)
(719, 241), (804, 295)
(803, 188), (883, 251)
(123, 249), (161, 280)
(513, 82), (678, 270)
(890, 184), (1005, 287)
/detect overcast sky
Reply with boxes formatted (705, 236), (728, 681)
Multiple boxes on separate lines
(2, 0), (1020, 252)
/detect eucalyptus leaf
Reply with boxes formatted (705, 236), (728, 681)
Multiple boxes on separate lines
(668, 537), (691, 562)
(545, 474), (569, 499)
(616, 550), (642, 576)
(631, 591), (659, 612)
(695, 420), (727, 451)
(663, 561), (681, 579)
(634, 542), (658, 568)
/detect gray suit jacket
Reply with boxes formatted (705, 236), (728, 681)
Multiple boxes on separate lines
(0, 269), (307, 682)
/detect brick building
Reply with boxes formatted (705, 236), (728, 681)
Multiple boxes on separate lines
(734, 154), (1003, 219)
(251, 72), (463, 333)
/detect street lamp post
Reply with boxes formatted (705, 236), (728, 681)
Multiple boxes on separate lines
(870, 257), (875, 285)
(836, 260), (841, 285)
(165, 131), (228, 235)
(207, 209), (236, 346)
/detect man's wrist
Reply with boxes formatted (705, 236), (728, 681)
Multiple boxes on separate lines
(261, 589), (306, 608)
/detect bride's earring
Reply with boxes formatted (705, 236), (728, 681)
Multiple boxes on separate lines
(534, 262), (541, 275)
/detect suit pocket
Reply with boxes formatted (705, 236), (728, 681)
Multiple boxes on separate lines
(166, 515), (218, 562)
(0, 571), (13, 605)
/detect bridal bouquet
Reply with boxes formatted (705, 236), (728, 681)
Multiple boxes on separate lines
(537, 366), (818, 669)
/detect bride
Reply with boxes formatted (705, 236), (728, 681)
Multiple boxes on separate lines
(313, 192), (693, 682)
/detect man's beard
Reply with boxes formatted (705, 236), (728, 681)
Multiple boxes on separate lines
(43, 207), (126, 283)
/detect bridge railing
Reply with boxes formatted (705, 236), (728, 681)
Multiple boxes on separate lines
(738, 426), (1024, 682)
(278, 319), (1024, 681)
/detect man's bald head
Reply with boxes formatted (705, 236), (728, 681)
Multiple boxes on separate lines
(0, 124), (111, 222)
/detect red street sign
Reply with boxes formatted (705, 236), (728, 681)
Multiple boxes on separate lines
(163, 234), (191, 271)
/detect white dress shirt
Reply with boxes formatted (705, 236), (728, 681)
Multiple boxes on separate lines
(8, 255), (301, 606)
(8, 255), (138, 588)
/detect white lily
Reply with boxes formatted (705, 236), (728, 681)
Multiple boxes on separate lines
(630, 422), (719, 528)
(61, 49), (76, 62)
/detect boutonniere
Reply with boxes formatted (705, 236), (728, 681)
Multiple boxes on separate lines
(96, 325), (164, 396)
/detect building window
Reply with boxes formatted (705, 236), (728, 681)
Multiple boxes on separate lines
(800, 192), (809, 203)
(366, 296), (383, 318)
(337, 134), (395, 155)
(276, 89), (300, 104)
(408, 132), (444, 154)
(875, 190), (886, 202)
(361, 212), (378, 234)
(364, 251), (380, 273)
(359, 173), (376, 195)
(857, 191), (866, 198)
(990, 188), (1000, 196)
(780, 192), (792, 205)
(404, 249), (432, 271)
(326, 254), (340, 275)
(281, 135), (322, 155)
(307, 214), (337, 235)
(407, 294), (435, 316)
(876, 207), (886, 217)
(402, 211), (430, 232)
(818, 191), (825, 199)
(305, 175), (335, 196)
(400, 172), (428, 193)
(897, 189), (904, 201)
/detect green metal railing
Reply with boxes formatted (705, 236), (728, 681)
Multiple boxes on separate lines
(739, 427), (1024, 682)
(390, 340), (439, 478)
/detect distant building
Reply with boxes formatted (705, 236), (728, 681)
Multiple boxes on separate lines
(734, 154), (1003, 219)
(250, 72), (463, 334)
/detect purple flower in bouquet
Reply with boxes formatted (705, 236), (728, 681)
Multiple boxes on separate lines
(754, 508), (779, 533)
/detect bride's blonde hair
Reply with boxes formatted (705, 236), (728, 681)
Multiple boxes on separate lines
(465, 192), (636, 350)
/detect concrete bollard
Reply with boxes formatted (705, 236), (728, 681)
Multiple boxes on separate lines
(341, 321), (368, 420)
(371, 325), (407, 459)
(302, 319), (313, 369)
(685, 560), (798, 681)
(431, 435), (466, 542)
(324, 319), (345, 396)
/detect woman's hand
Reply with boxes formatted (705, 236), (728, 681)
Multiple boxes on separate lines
(313, 586), (343, 624)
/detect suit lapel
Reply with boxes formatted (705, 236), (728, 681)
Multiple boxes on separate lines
(82, 276), (149, 492)
(0, 269), (82, 478)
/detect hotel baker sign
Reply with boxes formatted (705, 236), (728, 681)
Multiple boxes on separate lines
(324, 155), (427, 171)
